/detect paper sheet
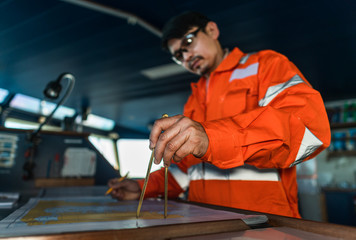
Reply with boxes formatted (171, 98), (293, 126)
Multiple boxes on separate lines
(61, 147), (96, 177)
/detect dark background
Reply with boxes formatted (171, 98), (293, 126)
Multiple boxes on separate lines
(0, 0), (355, 134)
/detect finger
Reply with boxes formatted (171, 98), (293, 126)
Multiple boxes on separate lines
(108, 179), (119, 187)
(160, 116), (196, 165)
(166, 119), (209, 165)
(109, 180), (127, 190)
(111, 188), (124, 200)
(111, 184), (140, 200)
(172, 142), (194, 163)
(116, 179), (141, 192)
(149, 115), (182, 149)
(152, 115), (184, 164)
(162, 130), (189, 166)
(172, 151), (185, 163)
(154, 122), (182, 165)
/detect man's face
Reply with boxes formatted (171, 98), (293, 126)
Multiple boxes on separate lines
(167, 24), (220, 76)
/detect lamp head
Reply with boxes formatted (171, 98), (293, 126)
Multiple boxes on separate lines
(43, 80), (62, 99)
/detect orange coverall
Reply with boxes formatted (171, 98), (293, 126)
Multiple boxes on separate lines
(138, 47), (331, 218)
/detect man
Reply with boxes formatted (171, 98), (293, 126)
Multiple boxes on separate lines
(109, 11), (330, 218)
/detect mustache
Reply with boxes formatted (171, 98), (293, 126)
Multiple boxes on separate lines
(188, 55), (203, 69)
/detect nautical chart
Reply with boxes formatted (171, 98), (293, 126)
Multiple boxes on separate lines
(0, 196), (267, 237)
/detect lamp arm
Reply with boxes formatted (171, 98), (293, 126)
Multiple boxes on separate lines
(31, 73), (75, 138)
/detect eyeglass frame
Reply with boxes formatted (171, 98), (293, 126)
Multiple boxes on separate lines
(171, 27), (203, 65)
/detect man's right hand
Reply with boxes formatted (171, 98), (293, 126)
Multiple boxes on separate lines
(108, 178), (141, 200)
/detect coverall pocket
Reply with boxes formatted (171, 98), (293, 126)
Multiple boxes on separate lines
(222, 88), (248, 116)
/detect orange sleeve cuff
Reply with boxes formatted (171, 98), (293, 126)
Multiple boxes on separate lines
(200, 137), (212, 162)
(137, 178), (144, 190)
(201, 120), (244, 169)
(136, 168), (184, 199)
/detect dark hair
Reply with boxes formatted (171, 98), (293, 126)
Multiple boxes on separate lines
(161, 11), (210, 51)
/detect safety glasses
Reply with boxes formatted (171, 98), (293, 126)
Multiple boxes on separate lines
(171, 27), (202, 65)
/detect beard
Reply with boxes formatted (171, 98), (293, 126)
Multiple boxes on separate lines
(188, 56), (210, 76)
(197, 65), (210, 76)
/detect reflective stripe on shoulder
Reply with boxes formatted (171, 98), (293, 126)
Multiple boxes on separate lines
(169, 164), (190, 190)
(188, 163), (280, 181)
(258, 74), (305, 107)
(239, 52), (257, 64)
(290, 127), (323, 167)
(229, 62), (259, 82)
(238, 54), (251, 64)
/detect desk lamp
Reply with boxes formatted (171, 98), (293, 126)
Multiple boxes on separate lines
(23, 73), (75, 180)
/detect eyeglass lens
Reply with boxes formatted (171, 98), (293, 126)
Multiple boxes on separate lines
(173, 28), (200, 64)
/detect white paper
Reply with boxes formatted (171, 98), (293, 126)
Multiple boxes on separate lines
(61, 148), (96, 177)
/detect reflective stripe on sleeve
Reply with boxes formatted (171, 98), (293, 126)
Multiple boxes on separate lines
(290, 127), (323, 167)
(258, 74), (305, 107)
(169, 164), (190, 190)
(188, 163), (280, 181)
(229, 62), (259, 82)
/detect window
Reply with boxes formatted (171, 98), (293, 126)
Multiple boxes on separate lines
(89, 135), (118, 169)
(0, 88), (9, 104)
(4, 118), (60, 131)
(76, 114), (115, 131)
(117, 139), (163, 179)
(9, 94), (41, 114)
(40, 101), (76, 120)
(9, 93), (75, 120)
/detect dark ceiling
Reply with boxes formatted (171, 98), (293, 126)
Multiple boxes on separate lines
(0, 0), (355, 134)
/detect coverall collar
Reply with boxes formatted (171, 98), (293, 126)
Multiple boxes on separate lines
(214, 47), (245, 72)
(190, 47), (245, 99)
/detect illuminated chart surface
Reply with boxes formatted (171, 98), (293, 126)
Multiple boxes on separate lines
(0, 196), (267, 237)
